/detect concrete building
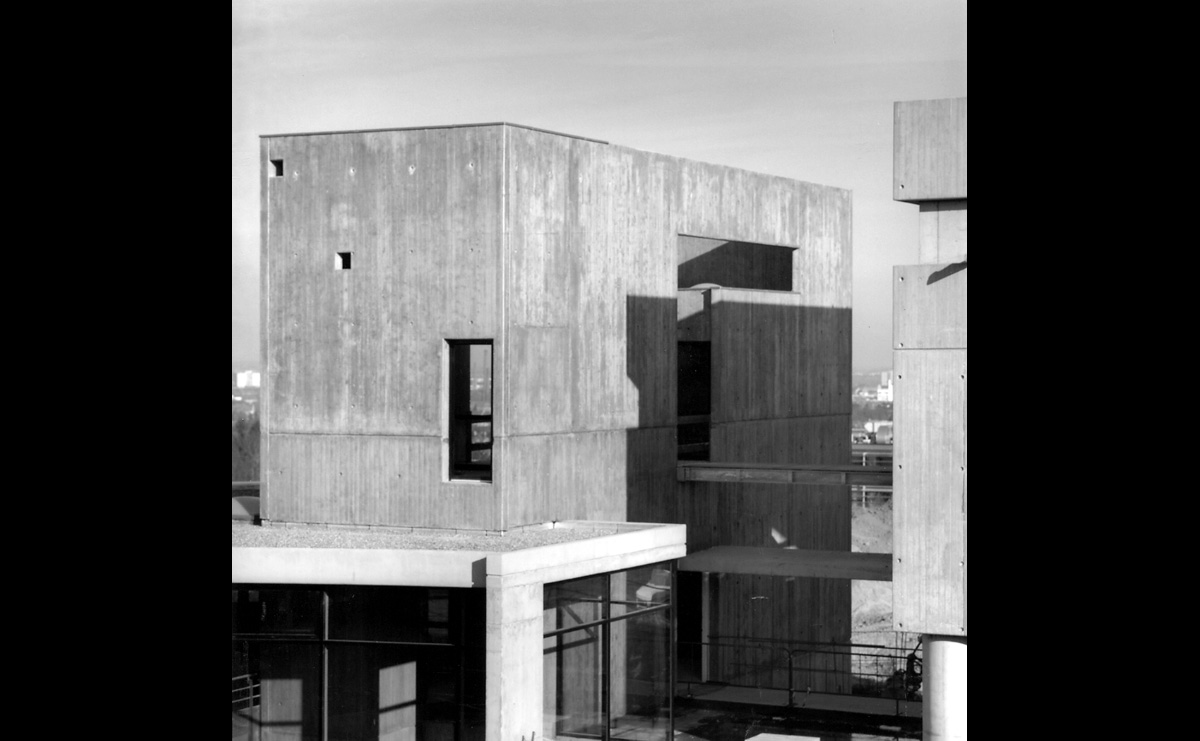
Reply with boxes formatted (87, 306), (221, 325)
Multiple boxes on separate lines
(238, 370), (263, 388)
(234, 122), (856, 741)
(890, 97), (967, 740)
(876, 371), (893, 402)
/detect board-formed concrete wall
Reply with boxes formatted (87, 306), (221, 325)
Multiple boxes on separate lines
(263, 124), (852, 538)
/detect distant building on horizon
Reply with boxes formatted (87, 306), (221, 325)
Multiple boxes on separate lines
(876, 371), (893, 402)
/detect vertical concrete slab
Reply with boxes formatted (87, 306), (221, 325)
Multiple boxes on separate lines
(486, 576), (544, 741)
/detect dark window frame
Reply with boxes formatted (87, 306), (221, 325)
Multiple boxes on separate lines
(447, 340), (493, 482)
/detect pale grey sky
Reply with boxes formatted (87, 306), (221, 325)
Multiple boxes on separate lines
(232, 0), (966, 371)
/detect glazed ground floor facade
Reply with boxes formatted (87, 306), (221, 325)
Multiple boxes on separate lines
(231, 522), (687, 741)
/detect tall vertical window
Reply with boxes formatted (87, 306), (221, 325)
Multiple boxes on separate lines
(543, 563), (675, 741)
(448, 340), (493, 481)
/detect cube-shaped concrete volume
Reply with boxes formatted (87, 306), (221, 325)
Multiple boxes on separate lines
(893, 98), (967, 202)
(260, 123), (851, 532)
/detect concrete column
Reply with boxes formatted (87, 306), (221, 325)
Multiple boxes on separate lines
(610, 572), (627, 719)
(486, 576), (544, 741)
(923, 634), (967, 741)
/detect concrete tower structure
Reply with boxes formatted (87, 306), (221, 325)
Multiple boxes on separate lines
(890, 97), (968, 740)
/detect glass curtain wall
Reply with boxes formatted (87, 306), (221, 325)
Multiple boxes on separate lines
(232, 585), (485, 741)
(543, 562), (674, 741)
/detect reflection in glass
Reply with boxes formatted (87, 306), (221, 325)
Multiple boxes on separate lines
(544, 563), (674, 741)
(545, 574), (607, 631)
(232, 641), (321, 741)
(449, 340), (493, 480)
(233, 586), (485, 741)
(232, 589), (322, 637)
(329, 645), (423, 741)
(611, 610), (670, 741)
(328, 586), (447, 644)
(544, 627), (606, 739)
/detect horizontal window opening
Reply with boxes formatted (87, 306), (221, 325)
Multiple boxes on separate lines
(678, 235), (794, 291)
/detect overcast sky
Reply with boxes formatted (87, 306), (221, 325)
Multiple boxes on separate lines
(232, 0), (966, 372)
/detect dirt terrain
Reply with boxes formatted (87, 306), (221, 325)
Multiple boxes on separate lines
(851, 499), (896, 637)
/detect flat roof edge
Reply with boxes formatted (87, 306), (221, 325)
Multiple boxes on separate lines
(232, 546), (489, 588)
(260, 122), (608, 145)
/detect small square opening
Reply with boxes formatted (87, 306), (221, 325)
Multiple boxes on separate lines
(269, 159), (284, 177)
(336, 252), (353, 270)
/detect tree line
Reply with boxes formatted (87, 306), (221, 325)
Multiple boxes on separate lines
(232, 414), (260, 481)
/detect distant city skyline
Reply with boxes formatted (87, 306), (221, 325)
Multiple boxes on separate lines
(232, 0), (966, 372)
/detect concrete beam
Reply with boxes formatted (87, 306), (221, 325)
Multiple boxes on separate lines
(678, 462), (892, 487)
(231, 547), (487, 587)
(486, 522), (688, 587)
(678, 546), (892, 581)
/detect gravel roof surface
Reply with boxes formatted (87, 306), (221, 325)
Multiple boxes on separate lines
(232, 521), (622, 551)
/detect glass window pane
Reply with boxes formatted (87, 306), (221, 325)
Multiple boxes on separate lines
(232, 640), (322, 741)
(330, 586), (448, 643)
(544, 627), (606, 740)
(610, 564), (672, 619)
(469, 345), (491, 415)
(449, 340), (492, 481)
(610, 610), (671, 741)
(232, 588), (322, 638)
(545, 574), (607, 632)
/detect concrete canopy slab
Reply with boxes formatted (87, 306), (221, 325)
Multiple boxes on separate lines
(231, 546), (489, 587)
(232, 520), (687, 588)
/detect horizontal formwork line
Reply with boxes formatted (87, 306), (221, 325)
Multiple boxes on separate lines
(266, 431), (438, 439)
(503, 427), (675, 439)
(708, 413), (850, 424)
(265, 429), (679, 439)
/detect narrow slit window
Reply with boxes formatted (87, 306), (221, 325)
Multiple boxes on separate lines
(677, 341), (711, 461)
(448, 341), (492, 481)
(336, 252), (353, 270)
(269, 159), (283, 177)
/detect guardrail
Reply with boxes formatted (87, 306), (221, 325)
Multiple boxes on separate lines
(232, 672), (260, 711)
(678, 636), (922, 709)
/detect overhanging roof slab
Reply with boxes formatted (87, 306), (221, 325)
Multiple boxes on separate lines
(232, 521), (686, 588)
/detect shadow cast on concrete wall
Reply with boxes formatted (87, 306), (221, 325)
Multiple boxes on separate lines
(624, 294), (680, 526)
(678, 237), (794, 291)
(927, 261), (966, 285)
(623, 290), (854, 691)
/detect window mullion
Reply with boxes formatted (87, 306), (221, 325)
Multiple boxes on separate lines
(321, 590), (329, 741)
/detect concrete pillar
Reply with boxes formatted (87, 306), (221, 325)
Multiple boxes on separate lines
(923, 634), (967, 741)
(486, 576), (544, 741)
(610, 572), (627, 719)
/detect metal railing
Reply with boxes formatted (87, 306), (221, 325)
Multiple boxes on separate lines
(677, 636), (922, 706)
(850, 444), (892, 467)
(850, 445), (891, 507)
(232, 672), (260, 712)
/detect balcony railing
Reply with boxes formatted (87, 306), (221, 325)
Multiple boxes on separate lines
(677, 635), (922, 714)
